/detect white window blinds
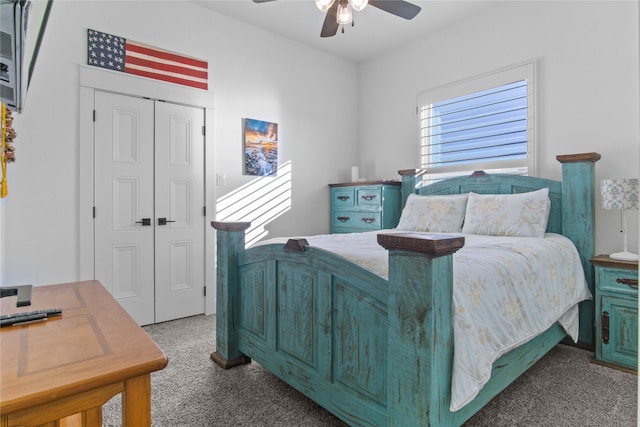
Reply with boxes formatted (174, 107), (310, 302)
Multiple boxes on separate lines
(418, 62), (536, 183)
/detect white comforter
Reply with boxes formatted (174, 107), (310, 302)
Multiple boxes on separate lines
(257, 230), (591, 411)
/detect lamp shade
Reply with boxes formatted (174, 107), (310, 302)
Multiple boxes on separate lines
(601, 178), (639, 210)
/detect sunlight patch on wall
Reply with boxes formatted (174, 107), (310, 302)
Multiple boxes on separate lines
(216, 161), (292, 247)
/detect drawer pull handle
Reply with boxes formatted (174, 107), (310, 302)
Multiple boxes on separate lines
(602, 311), (609, 344)
(361, 194), (377, 201)
(337, 216), (350, 222)
(616, 277), (638, 288)
(337, 196), (350, 201)
(361, 217), (375, 224)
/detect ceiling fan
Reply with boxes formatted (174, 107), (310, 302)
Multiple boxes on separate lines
(252, 0), (421, 38)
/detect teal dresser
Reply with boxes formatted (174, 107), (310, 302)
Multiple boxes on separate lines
(329, 181), (402, 234)
(591, 255), (638, 372)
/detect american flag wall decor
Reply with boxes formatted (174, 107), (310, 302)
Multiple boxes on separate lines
(87, 29), (208, 90)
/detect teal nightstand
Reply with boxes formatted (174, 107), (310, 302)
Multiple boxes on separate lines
(590, 255), (638, 372)
(329, 181), (401, 234)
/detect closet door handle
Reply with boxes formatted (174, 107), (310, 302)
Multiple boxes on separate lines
(158, 218), (176, 226)
(135, 218), (151, 226)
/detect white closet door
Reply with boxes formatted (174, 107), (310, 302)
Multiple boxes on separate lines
(94, 91), (155, 325)
(94, 92), (205, 325)
(154, 101), (205, 322)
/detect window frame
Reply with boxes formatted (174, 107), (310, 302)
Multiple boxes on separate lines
(417, 61), (537, 183)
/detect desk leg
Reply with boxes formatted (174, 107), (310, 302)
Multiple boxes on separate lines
(122, 374), (151, 426)
(81, 407), (102, 426)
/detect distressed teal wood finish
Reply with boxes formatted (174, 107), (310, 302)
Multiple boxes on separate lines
(557, 153), (600, 346)
(329, 181), (401, 233)
(210, 221), (252, 368)
(382, 242), (460, 426)
(211, 153), (600, 427)
(591, 256), (638, 371)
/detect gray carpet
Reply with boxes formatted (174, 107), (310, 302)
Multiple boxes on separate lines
(103, 314), (637, 426)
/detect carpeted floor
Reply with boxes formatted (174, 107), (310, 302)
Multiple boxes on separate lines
(102, 314), (637, 426)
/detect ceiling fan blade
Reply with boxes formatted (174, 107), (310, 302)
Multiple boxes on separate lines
(320, 1), (340, 38)
(252, 0), (277, 3)
(369, 0), (421, 20)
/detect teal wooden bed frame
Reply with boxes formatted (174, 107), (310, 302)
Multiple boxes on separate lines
(211, 153), (600, 426)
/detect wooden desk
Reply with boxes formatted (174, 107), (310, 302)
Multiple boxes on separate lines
(0, 281), (168, 427)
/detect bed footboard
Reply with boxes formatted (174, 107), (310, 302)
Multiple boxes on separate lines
(211, 221), (465, 426)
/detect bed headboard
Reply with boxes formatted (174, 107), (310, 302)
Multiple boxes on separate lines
(403, 171), (564, 234)
(398, 152), (601, 346)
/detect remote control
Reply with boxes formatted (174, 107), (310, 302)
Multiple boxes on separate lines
(0, 308), (62, 320)
(1, 312), (48, 327)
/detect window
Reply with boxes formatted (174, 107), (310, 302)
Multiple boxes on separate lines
(418, 62), (536, 184)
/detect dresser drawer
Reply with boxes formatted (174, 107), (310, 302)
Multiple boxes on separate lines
(356, 187), (382, 207)
(599, 268), (639, 295)
(332, 188), (355, 208)
(332, 211), (382, 231)
(329, 181), (401, 234)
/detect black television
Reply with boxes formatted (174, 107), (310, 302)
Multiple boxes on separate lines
(0, 0), (53, 113)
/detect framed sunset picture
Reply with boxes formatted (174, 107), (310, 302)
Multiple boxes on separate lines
(243, 118), (278, 176)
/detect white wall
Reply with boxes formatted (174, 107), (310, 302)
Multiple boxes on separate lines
(358, 0), (640, 256)
(0, 0), (358, 286)
(2, 0), (638, 288)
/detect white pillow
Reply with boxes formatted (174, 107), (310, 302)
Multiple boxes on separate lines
(461, 188), (550, 238)
(396, 193), (468, 233)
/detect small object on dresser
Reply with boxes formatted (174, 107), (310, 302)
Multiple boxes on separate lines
(351, 166), (359, 182)
(590, 255), (638, 372)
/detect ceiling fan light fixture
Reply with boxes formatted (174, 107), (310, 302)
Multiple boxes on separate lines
(349, 0), (368, 12)
(336, 1), (353, 25)
(314, 0), (335, 13)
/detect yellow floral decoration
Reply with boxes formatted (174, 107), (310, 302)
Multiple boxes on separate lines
(1, 102), (16, 198)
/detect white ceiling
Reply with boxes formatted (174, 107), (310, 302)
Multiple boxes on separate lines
(191, 0), (503, 63)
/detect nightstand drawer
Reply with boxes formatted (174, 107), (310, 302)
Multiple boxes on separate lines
(600, 268), (639, 295)
(332, 188), (355, 208)
(356, 187), (382, 207)
(332, 211), (382, 231)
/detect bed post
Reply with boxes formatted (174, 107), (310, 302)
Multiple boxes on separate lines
(210, 221), (252, 369)
(378, 233), (465, 426)
(556, 152), (601, 347)
(398, 169), (424, 207)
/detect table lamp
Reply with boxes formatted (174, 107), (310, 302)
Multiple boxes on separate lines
(601, 178), (639, 261)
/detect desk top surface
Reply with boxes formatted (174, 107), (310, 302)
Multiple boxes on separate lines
(0, 280), (168, 413)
